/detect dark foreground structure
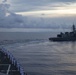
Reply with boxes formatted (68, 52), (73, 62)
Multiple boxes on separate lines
(49, 24), (76, 41)
(0, 47), (26, 75)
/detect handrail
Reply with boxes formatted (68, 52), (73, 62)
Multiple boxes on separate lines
(0, 47), (25, 75)
(7, 64), (11, 75)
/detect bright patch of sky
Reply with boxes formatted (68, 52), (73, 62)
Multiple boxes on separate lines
(9, 0), (76, 17)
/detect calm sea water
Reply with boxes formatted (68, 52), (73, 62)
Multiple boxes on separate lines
(0, 30), (76, 75)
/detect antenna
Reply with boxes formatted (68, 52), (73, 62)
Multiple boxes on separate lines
(73, 23), (75, 32)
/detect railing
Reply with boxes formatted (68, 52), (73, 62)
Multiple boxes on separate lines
(0, 47), (26, 75)
(7, 64), (11, 75)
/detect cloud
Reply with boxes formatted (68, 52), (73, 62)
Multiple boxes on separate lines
(0, 0), (76, 29)
(22, 15), (76, 29)
(2, 0), (7, 3)
(0, 0), (24, 28)
(16, 2), (76, 18)
(10, 0), (76, 12)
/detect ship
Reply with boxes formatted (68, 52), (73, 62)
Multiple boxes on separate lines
(49, 24), (76, 41)
(0, 47), (27, 75)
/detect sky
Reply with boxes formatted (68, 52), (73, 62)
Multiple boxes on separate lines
(0, 0), (76, 28)
(8, 0), (76, 17)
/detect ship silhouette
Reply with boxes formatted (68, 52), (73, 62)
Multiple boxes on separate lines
(49, 24), (76, 41)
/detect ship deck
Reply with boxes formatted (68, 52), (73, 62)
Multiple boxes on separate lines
(0, 47), (26, 75)
(0, 73), (7, 75)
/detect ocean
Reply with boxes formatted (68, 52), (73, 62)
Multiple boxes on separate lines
(0, 29), (76, 75)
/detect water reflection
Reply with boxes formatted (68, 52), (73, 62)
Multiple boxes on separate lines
(4, 40), (76, 75)
(71, 42), (76, 54)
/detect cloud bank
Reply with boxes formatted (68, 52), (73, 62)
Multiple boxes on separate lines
(0, 0), (24, 28)
(10, 0), (76, 12)
(0, 0), (76, 29)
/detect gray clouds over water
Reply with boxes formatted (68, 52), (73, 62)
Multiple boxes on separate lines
(0, 0), (76, 28)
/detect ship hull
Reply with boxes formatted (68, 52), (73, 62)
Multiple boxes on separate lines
(49, 37), (76, 41)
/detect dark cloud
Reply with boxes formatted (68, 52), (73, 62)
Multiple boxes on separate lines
(0, 0), (76, 28)
(0, 2), (24, 28)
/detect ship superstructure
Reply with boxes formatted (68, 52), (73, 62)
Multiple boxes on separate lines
(49, 25), (76, 41)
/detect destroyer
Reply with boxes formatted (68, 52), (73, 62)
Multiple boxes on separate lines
(49, 24), (76, 41)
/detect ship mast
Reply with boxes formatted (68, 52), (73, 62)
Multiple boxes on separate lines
(73, 24), (75, 32)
